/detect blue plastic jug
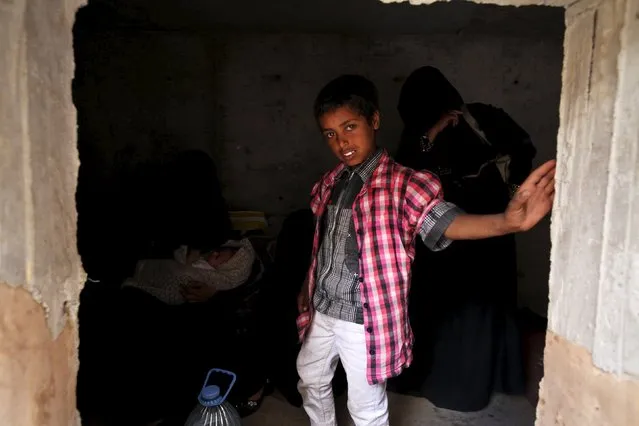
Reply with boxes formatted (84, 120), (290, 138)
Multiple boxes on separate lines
(184, 369), (242, 426)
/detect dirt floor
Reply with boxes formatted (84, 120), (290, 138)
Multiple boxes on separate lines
(244, 391), (536, 426)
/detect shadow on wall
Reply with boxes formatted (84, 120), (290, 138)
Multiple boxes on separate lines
(73, 3), (232, 283)
(75, 148), (232, 282)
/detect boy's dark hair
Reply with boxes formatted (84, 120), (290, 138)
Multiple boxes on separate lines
(314, 75), (380, 124)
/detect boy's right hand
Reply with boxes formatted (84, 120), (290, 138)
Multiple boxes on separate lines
(297, 279), (310, 313)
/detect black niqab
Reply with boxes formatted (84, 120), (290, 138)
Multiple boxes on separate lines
(398, 66), (464, 134)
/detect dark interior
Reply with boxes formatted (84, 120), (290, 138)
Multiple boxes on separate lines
(74, 1), (561, 424)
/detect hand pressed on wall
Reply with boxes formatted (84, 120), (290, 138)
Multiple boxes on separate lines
(504, 160), (556, 232)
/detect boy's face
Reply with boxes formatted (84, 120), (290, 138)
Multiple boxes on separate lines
(318, 106), (380, 167)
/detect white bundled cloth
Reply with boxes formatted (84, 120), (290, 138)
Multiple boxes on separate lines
(122, 238), (256, 305)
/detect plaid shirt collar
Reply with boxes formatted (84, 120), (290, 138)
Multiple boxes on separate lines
(337, 148), (383, 184)
(325, 148), (390, 191)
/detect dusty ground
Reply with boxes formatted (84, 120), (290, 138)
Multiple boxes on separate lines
(244, 391), (535, 426)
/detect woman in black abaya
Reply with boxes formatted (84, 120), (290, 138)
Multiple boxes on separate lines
(389, 66), (536, 411)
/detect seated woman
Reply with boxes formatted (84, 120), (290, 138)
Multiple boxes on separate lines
(389, 66), (536, 412)
(118, 238), (268, 424)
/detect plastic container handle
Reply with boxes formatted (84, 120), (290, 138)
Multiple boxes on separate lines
(198, 369), (237, 406)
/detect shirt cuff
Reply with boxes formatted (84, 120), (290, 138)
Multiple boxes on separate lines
(419, 201), (464, 251)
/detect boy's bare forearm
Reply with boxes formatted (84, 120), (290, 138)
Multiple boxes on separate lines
(444, 213), (518, 240)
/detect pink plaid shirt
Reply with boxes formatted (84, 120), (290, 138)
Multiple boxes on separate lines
(297, 150), (456, 385)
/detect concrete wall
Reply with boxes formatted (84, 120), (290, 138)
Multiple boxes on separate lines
(1, 1), (636, 426)
(0, 0), (85, 425)
(213, 31), (563, 316)
(74, 26), (563, 315)
(103, 0), (566, 35)
(537, 0), (639, 423)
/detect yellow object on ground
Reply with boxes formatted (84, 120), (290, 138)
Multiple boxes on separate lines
(230, 211), (268, 233)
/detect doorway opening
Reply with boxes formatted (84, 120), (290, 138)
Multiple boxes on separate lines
(73, 0), (563, 425)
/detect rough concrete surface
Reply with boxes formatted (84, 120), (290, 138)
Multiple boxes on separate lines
(379, 0), (573, 9)
(548, 0), (639, 379)
(594, 0), (639, 378)
(0, 0), (85, 336)
(0, 0), (84, 425)
(539, 0), (639, 422)
(537, 332), (639, 426)
(0, 283), (78, 426)
(547, 0), (611, 356)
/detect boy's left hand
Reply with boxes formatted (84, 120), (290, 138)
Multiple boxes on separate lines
(504, 160), (556, 232)
(181, 281), (218, 303)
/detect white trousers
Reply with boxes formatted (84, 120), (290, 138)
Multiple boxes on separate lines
(297, 312), (389, 426)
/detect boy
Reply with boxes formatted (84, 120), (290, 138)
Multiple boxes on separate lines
(296, 75), (555, 426)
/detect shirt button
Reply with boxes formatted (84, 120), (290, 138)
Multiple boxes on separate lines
(359, 276), (364, 282)
(363, 303), (370, 309)
(366, 327), (373, 333)
(369, 349), (376, 355)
